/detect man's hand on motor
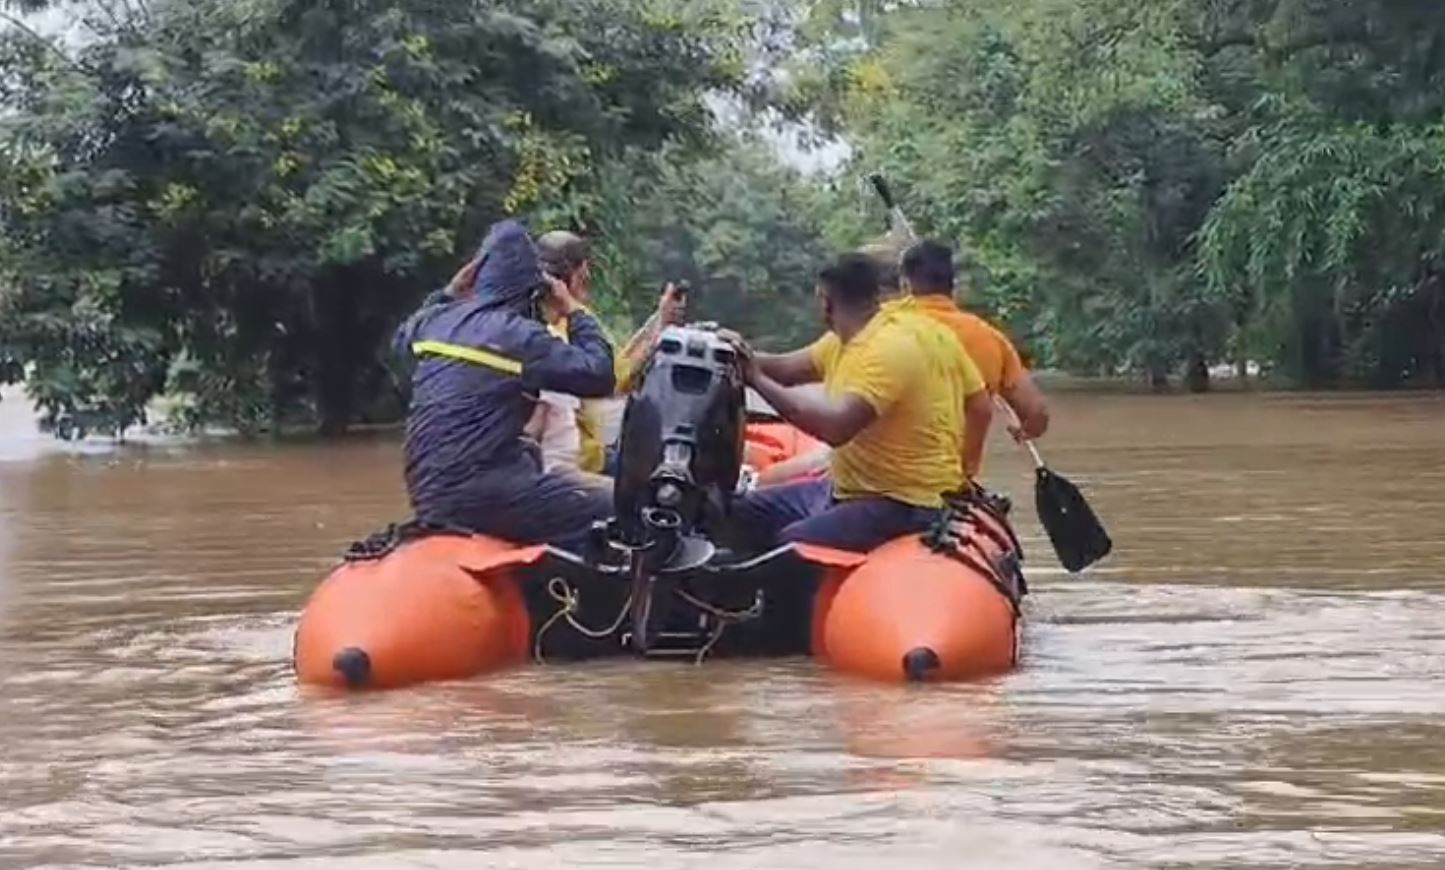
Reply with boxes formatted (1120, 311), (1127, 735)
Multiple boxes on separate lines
(719, 330), (759, 384)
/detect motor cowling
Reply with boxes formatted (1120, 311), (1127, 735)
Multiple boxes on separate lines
(613, 326), (745, 544)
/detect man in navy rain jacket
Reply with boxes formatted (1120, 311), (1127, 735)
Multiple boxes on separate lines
(393, 220), (616, 548)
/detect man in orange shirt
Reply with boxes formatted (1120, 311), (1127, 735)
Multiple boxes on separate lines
(901, 240), (1050, 443)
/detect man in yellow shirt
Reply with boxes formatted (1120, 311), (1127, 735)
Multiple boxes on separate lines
(748, 240), (1002, 484)
(727, 254), (993, 553)
(744, 241), (903, 485)
(902, 240), (1050, 442)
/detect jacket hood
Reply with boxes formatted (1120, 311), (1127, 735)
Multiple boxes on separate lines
(470, 220), (545, 313)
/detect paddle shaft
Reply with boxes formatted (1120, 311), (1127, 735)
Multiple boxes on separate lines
(867, 173), (917, 243)
(995, 396), (1046, 470)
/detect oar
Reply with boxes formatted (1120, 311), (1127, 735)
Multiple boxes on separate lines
(866, 170), (1112, 573)
(867, 172), (915, 240)
(996, 399), (1112, 572)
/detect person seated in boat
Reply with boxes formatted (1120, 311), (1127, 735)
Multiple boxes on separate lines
(392, 219), (616, 549)
(724, 253), (992, 554)
(744, 240), (906, 486)
(901, 239), (1050, 445)
(529, 229), (688, 477)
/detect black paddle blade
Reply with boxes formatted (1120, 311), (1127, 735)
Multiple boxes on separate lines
(1035, 466), (1112, 573)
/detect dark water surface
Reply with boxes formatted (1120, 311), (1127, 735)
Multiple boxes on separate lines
(2, 391), (1443, 869)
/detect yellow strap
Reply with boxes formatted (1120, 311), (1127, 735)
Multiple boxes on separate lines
(412, 340), (523, 376)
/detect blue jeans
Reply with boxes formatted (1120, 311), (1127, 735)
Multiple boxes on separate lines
(730, 478), (940, 554)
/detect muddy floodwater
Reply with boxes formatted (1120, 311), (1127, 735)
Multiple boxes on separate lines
(1, 390), (1443, 869)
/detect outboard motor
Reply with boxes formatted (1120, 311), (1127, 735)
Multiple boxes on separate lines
(613, 325), (746, 544)
(608, 325), (747, 652)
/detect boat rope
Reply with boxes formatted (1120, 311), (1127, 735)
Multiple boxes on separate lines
(533, 576), (633, 664)
(695, 622), (727, 666)
(674, 588), (764, 666)
(921, 507), (1027, 620)
(532, 576), (762, 666)
(936, 525), (1025, 668)
(674, 588), (764, 624)
(957, 513), (1028, 600)
(945, 487), (1023, 556)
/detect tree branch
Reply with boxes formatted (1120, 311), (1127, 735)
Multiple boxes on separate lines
(0, 10), (84, 72)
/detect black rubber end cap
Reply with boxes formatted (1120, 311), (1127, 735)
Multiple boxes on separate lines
(902, 646), (941, 682)
(332, 646), (372, 689)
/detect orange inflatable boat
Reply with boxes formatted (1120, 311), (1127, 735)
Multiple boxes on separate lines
(742, 421), (826, 478)
(295, 327), (1026, 690)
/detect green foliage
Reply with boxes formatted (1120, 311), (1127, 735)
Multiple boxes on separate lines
(6, 0), (1445, 445)
(584, 140), (837, 350)
(0, 0), (749, 438)
(811, 0), (1228, 380)
(794, 0), (1445, 389)
(506, 134), (837, 350)
(1202, 122), (1445, 386)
